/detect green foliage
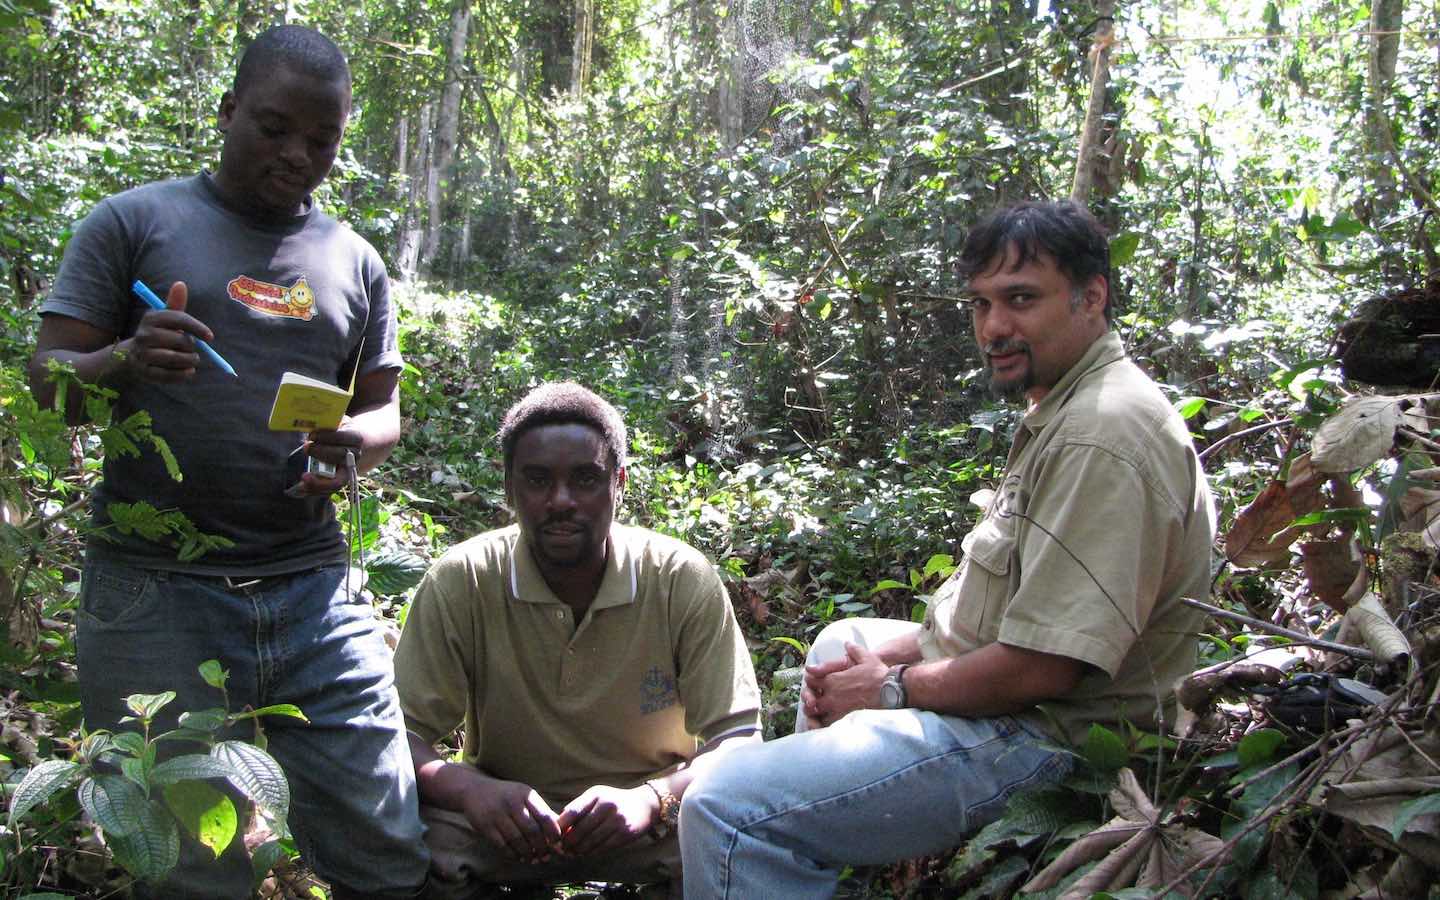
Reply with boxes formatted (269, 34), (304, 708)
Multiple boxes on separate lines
(4, 1), (1437, 895)
(5, 664), (295, 888)
(1391, 792), (1440, 841)
(366, 548), (431, 596)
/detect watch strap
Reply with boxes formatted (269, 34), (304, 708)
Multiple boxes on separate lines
(645, 779), (680, 834)
(885, 664), (911, 708)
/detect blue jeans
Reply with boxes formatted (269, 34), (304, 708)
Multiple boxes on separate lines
(679, 708), (1070, 899)
(76, 556), (428, 898)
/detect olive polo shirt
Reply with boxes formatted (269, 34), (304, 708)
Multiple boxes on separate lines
(394, 523), (761, 807)
(919, 331), (1215, 745)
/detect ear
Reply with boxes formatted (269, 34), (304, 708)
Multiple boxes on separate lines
(217, 92), (237, 132)
(614, 466), (627, 508)
(1082, 274), (1109, 319)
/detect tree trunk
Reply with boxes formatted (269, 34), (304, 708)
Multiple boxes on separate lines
(1365, 0), (1402, 227)
(1071, 0), (1117, 204)
(396, 104), (432, 281)
(718, 0), (746, 147)
(570, 0), (594, 96)
(420, 0), (472, 277)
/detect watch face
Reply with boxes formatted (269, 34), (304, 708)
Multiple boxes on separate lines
(880, 681), (901, 708)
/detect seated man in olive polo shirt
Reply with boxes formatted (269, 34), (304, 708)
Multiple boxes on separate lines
(393, 382), (761, 897)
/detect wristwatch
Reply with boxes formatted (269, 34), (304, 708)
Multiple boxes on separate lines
(646, 779), (681, 835)
(879, 664), (910, 709)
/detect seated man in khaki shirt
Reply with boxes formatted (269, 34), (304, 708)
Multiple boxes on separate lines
(393, 382), (761, 898)
(680, 201), (1216, 898)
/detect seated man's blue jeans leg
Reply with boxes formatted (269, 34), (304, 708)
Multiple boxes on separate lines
(681, 701), (1070, 898)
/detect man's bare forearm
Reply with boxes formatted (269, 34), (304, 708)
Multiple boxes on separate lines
(904, 642), (1082, 718)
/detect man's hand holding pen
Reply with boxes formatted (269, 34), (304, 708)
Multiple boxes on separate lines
(122, 281), (219, 383)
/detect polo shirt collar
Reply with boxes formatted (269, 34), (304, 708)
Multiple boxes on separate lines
(508, 524), (639, 610)
(1021, 330), (1125, 431)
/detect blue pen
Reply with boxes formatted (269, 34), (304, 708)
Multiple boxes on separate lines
(131, 280), (238, 378)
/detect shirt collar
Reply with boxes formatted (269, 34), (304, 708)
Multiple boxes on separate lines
(1020, 330), (1126, 432)
(508, 523), (638, 610)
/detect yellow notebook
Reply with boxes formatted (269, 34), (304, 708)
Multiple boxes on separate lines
(267, 345), (362, 432)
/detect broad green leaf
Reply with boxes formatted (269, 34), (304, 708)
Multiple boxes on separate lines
(1288, 507), (1370, 528)
(213, 741), (290, 823)
(922, 554), (955, 578)
(1081, 724), (1128, 772)
(768, 636), (807, 656)
(76, 773), (148, 837)
(107, 801), (180, 881)
(198, 660), (228, 690)
(250, 839), (293, 890)
(233, 703), (308, 723)
(7, 759), (82, 827)
(163, 780), (237, 858)
(77, 732), (116, 761)
(1391, 791), (1440, 840)
(365, 550), (429, 596)
(121, 756), (148, 791)
(1109, 232), (1141, 266)
(175, 707), (228, 733)
(151, 753), (236, 785)
(1238, 728), (1286, 768)
(124, 691), (176, 721)
(111, 732), (146, 757)
(1175, 396), (1208, 420)
(1233, 761), (1299, 816)
(868, 579), (910, 594)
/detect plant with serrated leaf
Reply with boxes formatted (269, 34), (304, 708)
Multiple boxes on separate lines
(5, 660), (305, 889)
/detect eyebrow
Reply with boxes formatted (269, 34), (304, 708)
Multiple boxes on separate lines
(965, 279), (1046, 298)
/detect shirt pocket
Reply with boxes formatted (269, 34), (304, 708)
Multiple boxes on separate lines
(950, 479), (1025, 643)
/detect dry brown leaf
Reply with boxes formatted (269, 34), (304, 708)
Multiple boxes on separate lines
(1023, 769), (1225, 899)
(1016, 818), (1143, 892)
(1314, 724), (1440, 867)
(1335, 593), (1412, 666)
(1311, 396), (1405, 473)
(1299, 539), (1362, 609)
(1225, 481), (1299, 567)
(1284, 452), (1326, 519)
(1398, 486), (1440, 550)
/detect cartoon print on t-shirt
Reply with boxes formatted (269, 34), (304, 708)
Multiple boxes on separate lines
(228, 274), (316, 321)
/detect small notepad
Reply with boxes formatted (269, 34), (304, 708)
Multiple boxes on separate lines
(267, 342), (362, 432)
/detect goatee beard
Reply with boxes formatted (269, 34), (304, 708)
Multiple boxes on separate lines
(983, 340), (1031, 400)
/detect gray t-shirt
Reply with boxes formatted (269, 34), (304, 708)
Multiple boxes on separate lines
(41, 174), (403, 575)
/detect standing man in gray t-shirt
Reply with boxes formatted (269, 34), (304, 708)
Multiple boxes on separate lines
(28, 25), (427, 900)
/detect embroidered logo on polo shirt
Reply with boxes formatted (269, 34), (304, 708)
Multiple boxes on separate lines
(228, 275), (317, 321)
(639, 666), (678, 715)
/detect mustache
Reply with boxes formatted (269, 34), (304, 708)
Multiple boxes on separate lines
(983, 339), (1030, 356)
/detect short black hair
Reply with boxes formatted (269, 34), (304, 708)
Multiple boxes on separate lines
(233, 25), (351, 99)
(499, 383), (628, 476)
(959, 200), (1114, 323)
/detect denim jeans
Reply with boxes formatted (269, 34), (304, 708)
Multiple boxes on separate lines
(75, 556), (428, 898)
(679, 616), (1072, 899)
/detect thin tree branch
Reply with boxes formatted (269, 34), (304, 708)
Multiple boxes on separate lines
(1181, 597), (1376, 661)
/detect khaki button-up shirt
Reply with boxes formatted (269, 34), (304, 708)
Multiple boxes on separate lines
(919, 332), (1215, 744)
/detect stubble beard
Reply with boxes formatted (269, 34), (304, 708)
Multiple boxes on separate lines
(984, 341), (1032, 400)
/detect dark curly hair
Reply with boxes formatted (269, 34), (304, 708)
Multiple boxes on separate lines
(959, 200), (1114, 324)
(233, 25), (351, 99)
(499, 382), (628, 476)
